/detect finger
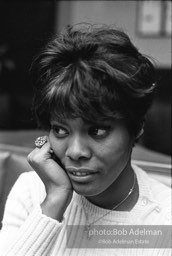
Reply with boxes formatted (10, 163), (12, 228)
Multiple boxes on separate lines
(27, 137), (50, 162)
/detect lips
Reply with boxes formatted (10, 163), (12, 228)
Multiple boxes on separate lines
(70, 171), (91, 176)
(66, 167), (98, 180)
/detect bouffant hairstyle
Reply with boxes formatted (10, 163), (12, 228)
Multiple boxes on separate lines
(32, 23), (156, 138)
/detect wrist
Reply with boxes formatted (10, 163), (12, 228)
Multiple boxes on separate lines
(41, 190), (73, 221)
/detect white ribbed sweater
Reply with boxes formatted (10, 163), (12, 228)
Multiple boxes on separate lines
(0, 165), (171, 256)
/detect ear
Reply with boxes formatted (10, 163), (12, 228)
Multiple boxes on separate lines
(132, 127), (144, 147)
(136, 127), (144, 140)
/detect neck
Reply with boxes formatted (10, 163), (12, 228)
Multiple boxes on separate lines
(85, 161), (138, 210)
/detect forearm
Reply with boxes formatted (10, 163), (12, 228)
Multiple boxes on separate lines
(0, 172), (67, 256)
(0, 207), (63, 256)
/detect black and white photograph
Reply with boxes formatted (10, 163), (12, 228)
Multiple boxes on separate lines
(0, 1), (171, 255)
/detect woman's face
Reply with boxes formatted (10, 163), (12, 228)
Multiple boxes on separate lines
(49, 117), (134, 199)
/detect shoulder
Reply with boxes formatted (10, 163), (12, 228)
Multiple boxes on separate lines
(148, 177), (171, 223)
(10, 171), (44, 192)
(17, 171), (44, 187)
(149, 176), (171, 204)
(8, 171), (46, 205)
(140, 168), (171, 206)
(133, 165), (171, 224)
(133, 164), (171, 203)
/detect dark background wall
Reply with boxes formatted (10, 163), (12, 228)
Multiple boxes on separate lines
(142, 69), (171, 155)
(0, 2), (56, 129)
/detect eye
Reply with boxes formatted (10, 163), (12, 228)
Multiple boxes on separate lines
(51, 125), (69, 138)
(89, 126), (110, 138)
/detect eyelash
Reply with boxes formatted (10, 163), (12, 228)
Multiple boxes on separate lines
(89, 126), (111, 138)
(51, 125), (69, 138)
(51, 125), (111, 139)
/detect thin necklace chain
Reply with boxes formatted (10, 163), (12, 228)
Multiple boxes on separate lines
(82, 171), (136, 237)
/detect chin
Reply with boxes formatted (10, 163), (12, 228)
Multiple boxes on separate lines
(72, 183), (102, 197)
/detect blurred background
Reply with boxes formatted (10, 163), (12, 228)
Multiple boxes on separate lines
(0, 1), (171, 155)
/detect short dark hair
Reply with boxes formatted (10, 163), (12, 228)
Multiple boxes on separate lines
(31, 23), (156, 137)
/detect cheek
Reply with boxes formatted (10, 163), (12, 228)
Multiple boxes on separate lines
(98, 134), (133, 162)
(49, 133), (67, 159)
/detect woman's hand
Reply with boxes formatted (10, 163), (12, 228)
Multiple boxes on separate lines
(27, 137), (73, 221)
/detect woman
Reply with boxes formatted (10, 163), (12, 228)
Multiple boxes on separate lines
(0, 24), (171, 256)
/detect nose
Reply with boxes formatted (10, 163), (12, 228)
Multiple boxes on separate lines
(65, 135), (91, 161)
